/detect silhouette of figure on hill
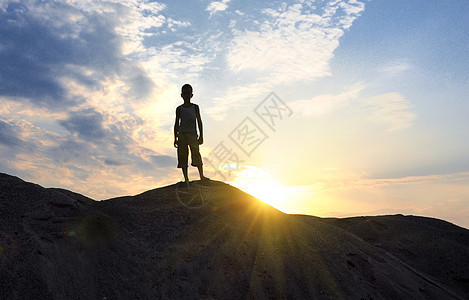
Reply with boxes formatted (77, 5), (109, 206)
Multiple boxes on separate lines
(174, 84), (209, 185)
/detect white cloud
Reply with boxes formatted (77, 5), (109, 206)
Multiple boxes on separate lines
(206, 0), (231, 16)
(289, 82), (365, 117)
(146, 42), (211, 78)
(202, 1), (367, 120)
(382, 62), (411, 75)
(205, 82), (273, 120)
(78, 0), (167, 55)
(167, 17), (191, 29)
(226, 1), (365, 84)
(288, 84), (416, 132)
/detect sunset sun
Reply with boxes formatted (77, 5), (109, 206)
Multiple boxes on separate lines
(230, 167), (289, 210)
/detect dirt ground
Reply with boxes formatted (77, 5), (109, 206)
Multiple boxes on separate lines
(1, 172), (468, 299)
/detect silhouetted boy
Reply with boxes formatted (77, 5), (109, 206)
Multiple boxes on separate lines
(174, 84), (209, 185)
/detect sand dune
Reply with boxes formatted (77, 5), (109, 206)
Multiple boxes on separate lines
(1, 172), (468, 299)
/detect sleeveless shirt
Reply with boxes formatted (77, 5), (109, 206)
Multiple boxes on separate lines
(179, 104), (197, 133)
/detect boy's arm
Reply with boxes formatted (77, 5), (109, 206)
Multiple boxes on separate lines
(174, 106), (180, 148)
(195, 104), (203, 145)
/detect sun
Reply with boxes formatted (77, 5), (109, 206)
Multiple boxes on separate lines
(229, 166), (289, 210)
(242, 181), (289, 209)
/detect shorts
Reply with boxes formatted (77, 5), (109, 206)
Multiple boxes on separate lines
(177, 132), (203, 168)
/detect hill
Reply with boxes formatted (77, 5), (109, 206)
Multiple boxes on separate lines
(0, 172), (468, 299)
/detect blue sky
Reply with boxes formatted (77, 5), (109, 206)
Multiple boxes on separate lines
(1, 0), (468, 228)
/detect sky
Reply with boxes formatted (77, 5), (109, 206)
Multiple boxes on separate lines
(1, 0), (468, 228)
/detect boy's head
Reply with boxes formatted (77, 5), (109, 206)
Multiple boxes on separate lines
(181, 84), (193, 102)
(181, 84), (192, 94)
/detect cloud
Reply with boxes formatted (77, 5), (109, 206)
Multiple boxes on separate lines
(322, 0), (366, 29)
(289, 82), (365, 117)
(359, 92), (416, 132)
(382, 61), (411, 75)
(64, 0), (167, 55)
(0, 98), (177, 199)
(226, 1), (365, 84)
(0, 116), (177, 199)
(145, 42), (211, 79)
(280, 171), (469, 228)
(288, 83), (416, 132)
(0, 11), (69, 106)
(0, 0), (155, 108)
(59, 108), (107, 141)
(345, 172), (469, 190)
(0, 0), (192, 198)
(204, 1), (366, 120)
(104, 158), (130, 166)
(206, 0), (231, 16)
(205, 81), (273, 120)
(0, 119), (24, 147)
(151, 155), (177, 168)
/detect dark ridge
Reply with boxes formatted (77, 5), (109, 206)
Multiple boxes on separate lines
(1, 173), (468, 299)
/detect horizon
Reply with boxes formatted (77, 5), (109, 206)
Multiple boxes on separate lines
(1, 0), (468, 229)
(3, 170), (469, 230)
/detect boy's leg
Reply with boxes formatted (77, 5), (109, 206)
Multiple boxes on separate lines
(182, 167), (189, 185)
(196, 165), (209, 181)
(177, 133), (190, 183)
(187, 133), (209, 181)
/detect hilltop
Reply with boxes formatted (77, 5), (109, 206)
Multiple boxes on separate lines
(0, 172), (468, 299)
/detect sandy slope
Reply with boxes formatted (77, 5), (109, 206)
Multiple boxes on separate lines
(0, 172), (468, 299)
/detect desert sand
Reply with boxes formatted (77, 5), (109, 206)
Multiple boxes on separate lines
(0, 172), (468, 299)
